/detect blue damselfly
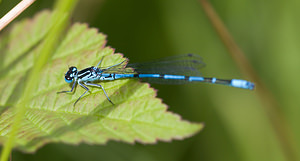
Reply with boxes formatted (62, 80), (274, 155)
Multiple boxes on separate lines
(58, 54), (255, 106)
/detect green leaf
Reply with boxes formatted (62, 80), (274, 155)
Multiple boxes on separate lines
(0, 10), (203, 152)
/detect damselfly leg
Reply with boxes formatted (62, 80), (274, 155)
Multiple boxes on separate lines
(85, 82), (114, 105)
(57, 79), (77, 93)
(96, 56), (104, 68)
(72, 82), (114, 106)
(73, 81), (90, 106)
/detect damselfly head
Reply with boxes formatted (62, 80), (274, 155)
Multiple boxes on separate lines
(64, 66), (77, 83)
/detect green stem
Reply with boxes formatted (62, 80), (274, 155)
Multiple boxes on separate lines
(199, 0), (299, 161)
(0, 1), (78, 161)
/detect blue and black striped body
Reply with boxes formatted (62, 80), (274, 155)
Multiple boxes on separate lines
(59, 54), (255, 106)
(76, 67), (102, 82)
(98, 73), (254, 90)
(74, 67), (254, 90)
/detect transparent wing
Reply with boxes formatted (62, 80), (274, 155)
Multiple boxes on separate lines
(128, 53), (205, 75)
(101, 59), (136, 74)
(101, 54), (206, 84)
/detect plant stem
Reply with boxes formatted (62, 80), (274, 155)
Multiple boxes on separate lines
(199, 0), (299, 161)
(0, 1), (78, 161)
(0, 0), (35, 31)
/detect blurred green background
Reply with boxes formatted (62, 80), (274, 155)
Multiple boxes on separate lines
(1, 0), (300, 160)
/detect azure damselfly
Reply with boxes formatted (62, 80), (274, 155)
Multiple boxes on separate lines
(58, 54), (255, 106)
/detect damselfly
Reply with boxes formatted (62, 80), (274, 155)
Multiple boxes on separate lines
(58, 54), (255, 106)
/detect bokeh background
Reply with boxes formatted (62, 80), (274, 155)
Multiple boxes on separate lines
(1, 0), (300, 161)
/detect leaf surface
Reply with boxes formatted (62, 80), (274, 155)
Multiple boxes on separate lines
(0, 10), (203, 152)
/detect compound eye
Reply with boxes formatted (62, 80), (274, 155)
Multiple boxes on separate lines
(64, 75), (73, 83)
(64, 66), (77, 83)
